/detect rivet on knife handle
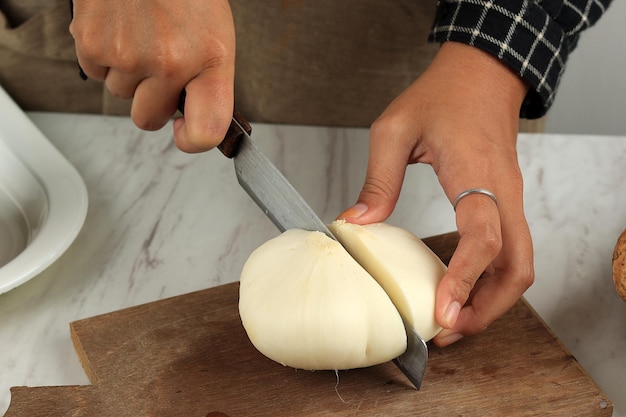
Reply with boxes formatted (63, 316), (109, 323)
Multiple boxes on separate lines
(177, 90), (251, 158)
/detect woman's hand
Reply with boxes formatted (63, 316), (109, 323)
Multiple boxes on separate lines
(70, 0), (236, 152)
(339, 41), (535, 347)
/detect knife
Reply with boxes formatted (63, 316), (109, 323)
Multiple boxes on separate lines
(178, 96), (428, 389)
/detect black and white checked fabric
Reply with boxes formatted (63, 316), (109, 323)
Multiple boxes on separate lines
(429, 0), (612, 119)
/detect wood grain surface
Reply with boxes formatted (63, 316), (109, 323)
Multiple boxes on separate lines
(5, 232), (612, 416)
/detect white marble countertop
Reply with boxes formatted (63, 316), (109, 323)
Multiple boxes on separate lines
(1, 112), (625, 416)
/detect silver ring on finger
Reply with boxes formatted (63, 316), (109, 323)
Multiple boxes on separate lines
(452, 188), (498, 212)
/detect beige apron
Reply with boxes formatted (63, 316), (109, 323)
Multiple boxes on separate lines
(0, 0), (543, 131)
(0, 0), (105, 113)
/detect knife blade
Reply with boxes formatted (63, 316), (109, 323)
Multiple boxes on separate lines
(228, 116), (335, 238)
(178, 96), (427, 389)
(394, 320), (428, 390)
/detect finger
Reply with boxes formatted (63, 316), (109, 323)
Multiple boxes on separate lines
(434, 228), (533, 347)
(105, 68), (143, 100)
(434, 178), (534, 347)
(173, 71), (234, 153)
(457, 201), (534, 327)
(434, 194), (502, 330)
(337, 119), (410, 223)
(130, 76), (183, 131)
(74, 47), (108, 81)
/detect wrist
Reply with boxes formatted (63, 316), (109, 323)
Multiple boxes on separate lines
(431, 41), (529, 118)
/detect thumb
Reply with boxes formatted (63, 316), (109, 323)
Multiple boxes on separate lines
(174, 71), (234, 153)
(338, 127), (408, 224)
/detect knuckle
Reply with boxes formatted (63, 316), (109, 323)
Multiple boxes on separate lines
(159, 38), (232, 79)
(69, 19), (89, 43)
(115, 52), (141, 74)
(361, 175), (395, 202)
(370, 113), (409, 143)
(358, 175), (398, 216)
(150, 46), (184, 79)
(72, 30), (100, 62)
(463, 224), (502, 259)
(513, 259), (535, 291)
(450, 274), (476, 304)
(370, 115), (393, 138)
(482, 229), (503, 257)
(202, 38), (233, 67)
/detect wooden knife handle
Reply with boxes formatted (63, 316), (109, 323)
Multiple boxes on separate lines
(177, 90), (252, 158)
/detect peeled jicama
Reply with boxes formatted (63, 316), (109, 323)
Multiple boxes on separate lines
(328, 220), (446, 341)
(239, 229), (406, 370)
(238, 222), (447, 371)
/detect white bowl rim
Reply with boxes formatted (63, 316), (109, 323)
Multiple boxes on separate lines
(0, 87), (88, 294)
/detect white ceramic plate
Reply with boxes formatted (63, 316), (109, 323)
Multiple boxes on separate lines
(0, 87), (88, 294)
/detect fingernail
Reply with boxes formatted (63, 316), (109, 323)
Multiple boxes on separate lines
(444, 301), (461, 328)
(338, 203), (368, 220)
(439, 331), (464, 346)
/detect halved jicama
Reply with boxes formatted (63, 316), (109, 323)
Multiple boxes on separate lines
(239, 229), (407, 370)
(328, 220), (446, 341)
(238, 222), (447, 371)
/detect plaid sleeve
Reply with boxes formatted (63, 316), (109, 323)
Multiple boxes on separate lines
(429, 0), (612, 119)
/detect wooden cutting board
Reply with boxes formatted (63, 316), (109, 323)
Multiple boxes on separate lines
(5, 232), (612, 416)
